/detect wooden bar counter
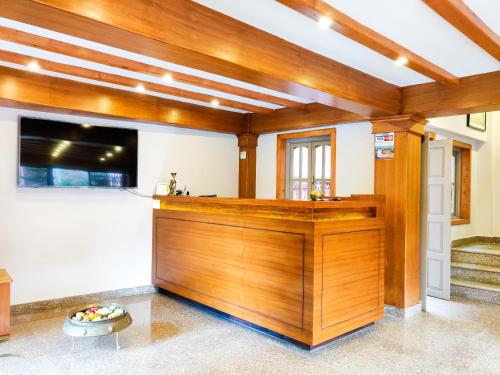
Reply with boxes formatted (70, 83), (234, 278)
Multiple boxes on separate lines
(152, 195), (385, 347)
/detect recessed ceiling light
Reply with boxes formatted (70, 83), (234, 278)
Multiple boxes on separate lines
(52, 153), (59, 158)
(162, 73), (173, 83)
(395, 56), (408, 66)
(114, 146), (123, 152)
(318, 16), (333, 29)
(211, 99), (220, 108)
(106, 152), (113, 157)
(99, 157), (106, 161)
(82, 123), (92, 128)
(136, 83), (145, 92)
(62, 140), (71, 145)
(27, 61), (40, 72)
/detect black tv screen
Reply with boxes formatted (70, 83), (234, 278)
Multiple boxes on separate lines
(18, 117), (138, 188)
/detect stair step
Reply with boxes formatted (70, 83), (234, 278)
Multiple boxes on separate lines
(451, 278), (500, 304)
(451, 249), (500, 267)
(452, 243), (500, 267)
(451, 262), (500, 284)
(451, 278), (500, 293)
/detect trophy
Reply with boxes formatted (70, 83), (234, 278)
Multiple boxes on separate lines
(168, 173), (177, 195)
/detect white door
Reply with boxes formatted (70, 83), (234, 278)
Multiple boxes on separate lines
(427, 139), (452, 299)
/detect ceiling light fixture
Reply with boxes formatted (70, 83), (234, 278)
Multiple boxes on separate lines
(27, 61), (40, 72)
(211, 99), (220, 108)
(114, 146), (123, 152)
(162, 73), (173, 83)
(99, 157), (106, 161)
(136, 83), (145, 92)
(395, 56), (408, 66)
(106, 152), (113, 157)
(318, 16), (333, 29)
(82, 123), (92, 128)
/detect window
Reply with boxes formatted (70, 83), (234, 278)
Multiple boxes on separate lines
(276, 129), (336, 200)
(451, 140), (471, 225)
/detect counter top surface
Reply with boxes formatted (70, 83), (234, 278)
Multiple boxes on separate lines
(153, 195), (384, 222)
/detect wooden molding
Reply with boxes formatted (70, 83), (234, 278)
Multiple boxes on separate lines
(2, 0), (401, 116)
(371, 115), (427, 135)
(277, 0), (459, 85)
(0, 26), (302, 109)
(0, 66), (245, 133)
(0, 49), (274, 114)
(402, 71), (500, 118)
(423, 0), (500, 60)
(250, 104), (366, 134)
(276, 129), (336, 200)
(452, 139), (472, 150)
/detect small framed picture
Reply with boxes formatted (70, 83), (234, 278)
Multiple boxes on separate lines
(466, 113), (486, 132)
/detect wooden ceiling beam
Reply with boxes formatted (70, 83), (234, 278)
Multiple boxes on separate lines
(277, 0), (459, 85)
(0, 50), (274, 114)
(0, 65), (246, 133)
(401, 71), (500, 118)
(0, 0), (401, 116)
(0, 26), (298, 109)
(249, 103), (367, 134)
(423, 0), (500, 61)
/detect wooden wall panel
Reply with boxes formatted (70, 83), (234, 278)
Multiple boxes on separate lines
(155, 218), (305, 329)
(321, 229), (382, 328)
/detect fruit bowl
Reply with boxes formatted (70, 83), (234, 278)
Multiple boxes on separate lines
(63, 303), (132, 337)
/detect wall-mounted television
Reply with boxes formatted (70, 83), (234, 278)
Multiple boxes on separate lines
(18, 117), (138, 188)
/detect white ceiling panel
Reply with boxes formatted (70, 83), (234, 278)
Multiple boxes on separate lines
(324, 0), (499, 76)
(464, 0), (500, 35)
(195, 0), (499, 85)
(0, 17), (311, 105)
(193, 0), (430, 86)
(0, 60), (249, 113)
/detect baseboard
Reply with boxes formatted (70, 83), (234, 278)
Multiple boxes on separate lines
(11, 285), (157, 315)
(384, 303), (422, 318)
(452, 236), (500, 247)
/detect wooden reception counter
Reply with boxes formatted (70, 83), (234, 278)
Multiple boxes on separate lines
(152, 195), (385, 347)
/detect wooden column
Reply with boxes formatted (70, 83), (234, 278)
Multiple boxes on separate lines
(372, 115), (427, 308)
(237, 133), (258, 198)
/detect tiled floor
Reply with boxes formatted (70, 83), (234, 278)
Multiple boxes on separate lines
(1, 292), (499, 375)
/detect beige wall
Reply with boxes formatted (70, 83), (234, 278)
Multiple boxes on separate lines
(256, 122), (375, 199)
(0, 107), (239, 304)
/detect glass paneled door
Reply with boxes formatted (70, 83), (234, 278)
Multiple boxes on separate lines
(287, 139), (331, 200)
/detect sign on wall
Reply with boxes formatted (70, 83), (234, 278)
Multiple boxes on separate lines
(375, 132), (395, 160)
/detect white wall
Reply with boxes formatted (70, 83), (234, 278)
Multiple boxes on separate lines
(256, 122), (374, 199)
(427, 112), (498, 240)
(0, 107), (239, 304)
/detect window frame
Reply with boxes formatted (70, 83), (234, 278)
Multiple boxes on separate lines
(276, 129), (336, 200)
(451, 140), (471, 226)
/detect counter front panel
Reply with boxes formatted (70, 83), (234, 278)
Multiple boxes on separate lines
(152, 196), (385, 347)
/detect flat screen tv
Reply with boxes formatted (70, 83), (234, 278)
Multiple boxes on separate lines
(18, 117), (138, 188)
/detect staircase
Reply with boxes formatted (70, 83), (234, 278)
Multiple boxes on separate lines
(451, 239), (500, 304)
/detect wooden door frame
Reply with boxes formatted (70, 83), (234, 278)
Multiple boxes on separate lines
(276, 128), (336, 200)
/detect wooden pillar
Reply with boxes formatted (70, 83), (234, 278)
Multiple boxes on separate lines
(372, 115), (427, 308)
(237, 133), (258, 198)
